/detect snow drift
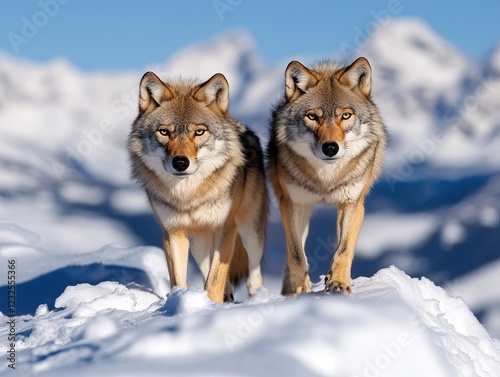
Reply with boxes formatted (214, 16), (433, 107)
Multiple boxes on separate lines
(1, 224), (499, 376)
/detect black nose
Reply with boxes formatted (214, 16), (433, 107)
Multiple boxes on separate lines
(172, 156), (190, 172)
(322, 142), (339, 158)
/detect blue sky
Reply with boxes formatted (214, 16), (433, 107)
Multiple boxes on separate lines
(1, 0), (499, 71)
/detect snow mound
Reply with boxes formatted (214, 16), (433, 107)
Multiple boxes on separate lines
(0, 222), (169, 296)
(1, 225), (499, 376)
(354, 267), (500, 377)
(55, 281), (161, 317)
(161, 287), (214, 316)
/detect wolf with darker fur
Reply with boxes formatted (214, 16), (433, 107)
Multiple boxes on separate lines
(267, 57), (387, 295)
(128, 72), (268, 303)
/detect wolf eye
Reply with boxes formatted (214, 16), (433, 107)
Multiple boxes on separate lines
(157, 128), (170, 137)
(306, 113), (318, 121)
(341, 112), (352, 120)
(194, 129), (206, 136)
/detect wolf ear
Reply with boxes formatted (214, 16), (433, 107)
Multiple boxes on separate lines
(339, 57), (372, 97)
(285, 61), (318, 101)
(138, 72), (173, 114)
(194, 73), (229, 115)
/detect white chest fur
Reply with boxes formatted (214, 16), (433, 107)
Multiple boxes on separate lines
(286, 178), (363, 206)
(152, 198), (233, 230)
(284, 129), (370, 205)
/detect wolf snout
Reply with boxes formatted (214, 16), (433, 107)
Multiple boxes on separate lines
(172, 156), (190, 172)
(322, 142), (340, 158)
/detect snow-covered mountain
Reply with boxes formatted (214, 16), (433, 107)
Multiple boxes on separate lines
(0, 16), (499, 357)
(361, 19), (500, 173)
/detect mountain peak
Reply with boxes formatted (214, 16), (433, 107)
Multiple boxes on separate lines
(361, 18), (470, 89)
(355, 17), (472, 117)
(484, 43), (500, 78)
(156, 29), (261, 95)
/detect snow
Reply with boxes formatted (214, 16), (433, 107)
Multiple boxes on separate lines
(0, 196), (139, 253)
(357, 213), (437, 258)
(1, 225), (500, 376)
(441, 221), (466, 247)
(355, 268), (500, 377)
(360, 19), (500, 173)
(59, 182), (107, 206)
(446, 260), (500, 314)
(484, 43), (500, 77)
(0, 223), (168, 296)
(109, 188), (149, 215)
(479, 207), (500, 228)
(55, 281), (161, 316)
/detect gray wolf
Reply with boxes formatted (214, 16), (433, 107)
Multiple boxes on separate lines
(267, 57), (387, 295)
(128, 72), (268, 303)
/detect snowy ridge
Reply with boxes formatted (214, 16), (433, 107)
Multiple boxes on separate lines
(0, 229), (497, 375)
(0, 223), (168, 295)
(1, 225), (500, 376)
(355, 268), (500, 376)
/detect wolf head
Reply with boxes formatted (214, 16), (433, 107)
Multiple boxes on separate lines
(128, 72), (243, 182)
(275, 57), (382, 163)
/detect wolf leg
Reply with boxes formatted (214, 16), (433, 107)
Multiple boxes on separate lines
(224, 279), (235, 303)
(237, 222), (265, 297)
(324, 198), (365, 294)
(190, 232), (212, 284)
(280, 200), (312, 295)
(192, 232), (235, 302)
(205, 223), (237, 304)
(163, 229), (190, 289)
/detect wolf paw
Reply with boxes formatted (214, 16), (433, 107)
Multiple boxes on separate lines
(282, 274), (312, 296)
(295, 277), (312, 295)
(324, 275), (351, 294)
(223, 291), (234, 303)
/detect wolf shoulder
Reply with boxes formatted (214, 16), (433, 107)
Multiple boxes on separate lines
(237, 125), (266, 169)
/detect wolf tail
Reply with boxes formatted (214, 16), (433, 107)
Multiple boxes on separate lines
(229, 233), (249, 287)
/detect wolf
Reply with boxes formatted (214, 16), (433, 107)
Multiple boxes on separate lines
(267, 57), (387, 295)
(128, 72), (268, 304)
